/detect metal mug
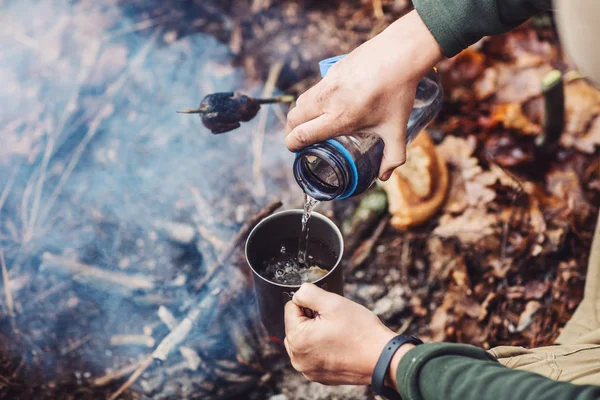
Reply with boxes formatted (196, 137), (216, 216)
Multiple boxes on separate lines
(245, 209), (344, 340)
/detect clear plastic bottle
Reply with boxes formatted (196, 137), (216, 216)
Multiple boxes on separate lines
(293, 55), (443, 201)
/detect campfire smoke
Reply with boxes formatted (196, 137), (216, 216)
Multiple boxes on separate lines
(0, 0), (297, 398)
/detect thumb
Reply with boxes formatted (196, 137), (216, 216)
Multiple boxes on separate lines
(292, 282), (335, 312)
(378, 127), (407, 181)
(284, 300), (309, 336)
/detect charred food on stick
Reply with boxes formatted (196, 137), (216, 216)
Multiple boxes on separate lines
(178, 92), (294, 134)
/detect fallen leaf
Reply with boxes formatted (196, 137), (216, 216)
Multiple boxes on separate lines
(437, 136), (497, 212)
(563, 116), (600, 154)
(564, 80), (600, 136)
(524, 280), (551, 300)
(475, 63), (553, 103)
(486, 103), (541, 135)
(434, 207), (496, 243)
(546, 167), (592, 222)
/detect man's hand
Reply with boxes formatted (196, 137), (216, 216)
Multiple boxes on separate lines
(285, 10), (443, 181)
(284, 283), (408, 386)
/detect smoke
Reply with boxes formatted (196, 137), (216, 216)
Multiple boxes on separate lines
(0, 0), (299, 395)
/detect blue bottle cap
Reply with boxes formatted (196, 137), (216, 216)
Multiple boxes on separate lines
(318, 55), (347, 78)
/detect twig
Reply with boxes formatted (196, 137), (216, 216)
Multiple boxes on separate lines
(92, 358), (150, 387)
(486, 156), (526, 265)
(24, 121), (55, 243)
(106, 290), (220, 399)
(107, 355), (153, 400)
(26, 281), (69, 308)
(252, 62), (284, 199)
(349, 215), (390, 271)
(158, 306), (178, 330)
(60, 334), (92, 356)
(194, 200), (282, 289)
(152, 290), (219, 362)
(40, 253), (155, 296)
(38, 32), (159, 228)
(36, 104), (114, 230)
(105, 201), (281, 398)
(110, 334), (155, 348)
(0, 249), (14, 318)
(0, 167), (17, 218)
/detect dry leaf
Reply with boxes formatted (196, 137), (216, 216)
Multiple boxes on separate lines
(563, 116), (600, 154)
(564, 80), (600, 135)
(487, 103), (541, 135)
(434, 207), (496, 243)
(546, 167), (592, 222)
(437, 136), (497, 212)
(476, 63), (553, 103)
(524, 280), (551, 300)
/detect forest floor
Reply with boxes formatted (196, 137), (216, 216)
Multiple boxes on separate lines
(0, 1), (598, 399)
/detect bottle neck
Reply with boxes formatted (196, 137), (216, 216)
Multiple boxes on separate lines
(293, 141), (355, 201)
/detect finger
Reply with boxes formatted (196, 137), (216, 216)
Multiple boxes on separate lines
(285, 113), (347, 152)
(292, 282), (337, 311)
(283, 337), (292, 357)
(285, 84), (325, 134)
(284, 299), (309, 336)
(378, 128), (407, 181)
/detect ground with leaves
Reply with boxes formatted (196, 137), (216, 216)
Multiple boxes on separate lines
(0, 1), (598, 399)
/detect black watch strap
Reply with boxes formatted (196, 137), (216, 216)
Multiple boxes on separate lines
(371, 334), (423, 400)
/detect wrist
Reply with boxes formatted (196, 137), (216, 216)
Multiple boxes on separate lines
(385, 343), (415, 388)
(382, 9), (444, 79)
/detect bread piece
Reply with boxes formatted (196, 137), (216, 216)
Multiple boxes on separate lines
(379, 131), (449, 229)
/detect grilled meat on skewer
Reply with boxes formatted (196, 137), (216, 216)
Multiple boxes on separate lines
(178, 92), (294, 134)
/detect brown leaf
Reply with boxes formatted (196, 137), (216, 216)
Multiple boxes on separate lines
(437, 136), (497, 211)
(563, 116), (600, 155)
(546, 167), (592, 222)
(524, 280), (551, 300)
(486, 103), (541, 135)
(475, 64), (553, 103)
(434, 207), (496, 243)
(564, 80), (600, 136)
(485, 28), (558, 68)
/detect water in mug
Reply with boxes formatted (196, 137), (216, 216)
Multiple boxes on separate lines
(263, 194), (331, 285)
(298, 194), (320, 264)
(262, 237), (336, 285)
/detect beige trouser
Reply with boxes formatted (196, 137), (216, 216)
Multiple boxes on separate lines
(489, 1), (600, 386)
(489, 212), (600, 385)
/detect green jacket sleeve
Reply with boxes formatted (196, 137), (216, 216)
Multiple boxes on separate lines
(412, 0), (553, 57)
(396, 343), (600, 400)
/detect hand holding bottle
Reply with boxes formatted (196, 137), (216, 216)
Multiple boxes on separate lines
(285, 10), (443, 181)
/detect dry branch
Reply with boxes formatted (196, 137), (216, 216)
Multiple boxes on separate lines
(40, 253), (155, 296)
(0, 249), (15, 318)
(107, 356), (154, 400)
(104, 200), (281, 398)
(110, 334), (155, 348)
(152, 290), (219, 362)
(349, 215), (390, 271)
(92, 358), (151, 387)
(252, 62), (285, 198)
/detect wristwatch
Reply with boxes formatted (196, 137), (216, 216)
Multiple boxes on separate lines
(371, 334), (423, 400)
